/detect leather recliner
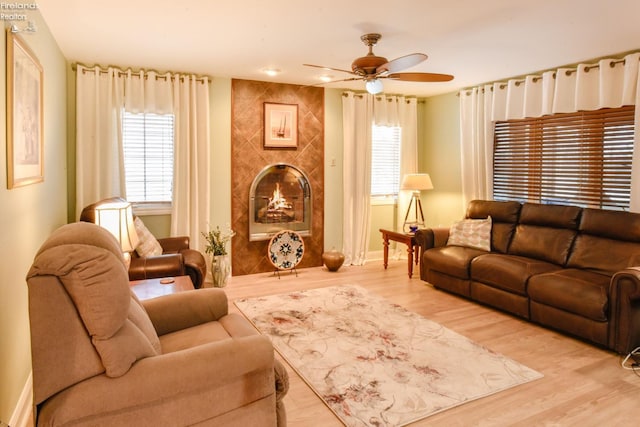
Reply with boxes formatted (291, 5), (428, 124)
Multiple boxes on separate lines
(80, 197), (207, 288)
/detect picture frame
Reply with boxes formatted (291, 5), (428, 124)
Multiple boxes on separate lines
(6, 30), (44, 189)
(264, 102), (298, 149)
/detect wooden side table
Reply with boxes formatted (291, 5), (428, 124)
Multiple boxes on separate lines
(130, 275), (194, 300)
(379, 229), (420, 278)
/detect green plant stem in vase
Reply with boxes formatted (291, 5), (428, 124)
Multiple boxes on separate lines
(202, 225), (236, 287)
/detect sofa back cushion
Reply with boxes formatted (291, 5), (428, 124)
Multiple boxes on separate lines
(509, 203), (581, 265)
(568, 208), (640, 274)
(466, 200), (521, 253)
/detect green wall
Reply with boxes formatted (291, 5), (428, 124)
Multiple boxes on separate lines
(0, 12), (68, 423)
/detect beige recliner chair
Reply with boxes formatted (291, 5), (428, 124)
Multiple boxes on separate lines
(26, 222), (288, 426)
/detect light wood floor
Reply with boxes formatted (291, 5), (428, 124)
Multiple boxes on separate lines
(222, 260), (640, 426)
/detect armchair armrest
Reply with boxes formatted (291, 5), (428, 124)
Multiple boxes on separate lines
(129, 253), (184, 280)
(609, 267), (640, 354)
(38, 335), (276, 426)
(142, 288), (229, 335)
(158, 236), (190, 253)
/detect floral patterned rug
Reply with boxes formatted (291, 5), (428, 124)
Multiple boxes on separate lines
(235, 285), (542, 426)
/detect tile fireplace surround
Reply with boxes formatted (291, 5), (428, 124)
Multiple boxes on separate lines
(231, 79), (325, 276)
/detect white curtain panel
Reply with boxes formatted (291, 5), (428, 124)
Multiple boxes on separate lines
(170, 76), (211, 252)
(75, 66), (211, 248)
(373, 95), (418, 257)
(75, 65), (126, 216)
(460, 52), (640, 211)
(342, 92), (373, 265)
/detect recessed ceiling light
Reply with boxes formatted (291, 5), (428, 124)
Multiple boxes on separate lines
(319, 75), (333, 82)
(262, 68), (281, 77)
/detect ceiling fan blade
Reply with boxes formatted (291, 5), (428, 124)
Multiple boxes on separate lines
(303, 63), (358, 76)
(386, 72), (454, 82)
(304, 77), (363, 88)
(376, 53), (428, 74)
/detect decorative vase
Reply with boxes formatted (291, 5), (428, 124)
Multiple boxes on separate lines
(211, 254), (231, 287)
(322, 249), (345, 272)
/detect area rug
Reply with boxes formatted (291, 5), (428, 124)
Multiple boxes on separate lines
(235, 285), (542, 426)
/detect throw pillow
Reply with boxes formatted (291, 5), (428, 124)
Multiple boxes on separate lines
(134, 217), (163, 257)
(447, 216), (492, 251)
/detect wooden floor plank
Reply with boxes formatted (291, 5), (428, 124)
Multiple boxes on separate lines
(219, 259), (640, 426)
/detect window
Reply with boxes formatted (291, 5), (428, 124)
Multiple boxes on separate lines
(493, 106), (635, 210)
(122, 111), (175, 205)
(371, 125), (401, 197)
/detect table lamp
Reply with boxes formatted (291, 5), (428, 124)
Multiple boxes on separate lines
(400, 173), (433, 233)
(94, 201), (139, 269)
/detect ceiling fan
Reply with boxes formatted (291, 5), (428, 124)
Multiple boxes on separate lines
(304, 33), (453, 94)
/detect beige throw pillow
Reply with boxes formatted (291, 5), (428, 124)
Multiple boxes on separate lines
(134, 217), (163, 257)
(447, 216), (492, 251)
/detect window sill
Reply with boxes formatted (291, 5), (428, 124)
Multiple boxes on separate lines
(371, 196), (397, 206)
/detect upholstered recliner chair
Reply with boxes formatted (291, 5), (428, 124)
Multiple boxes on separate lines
(26, 222), (288, 426)
(80, 197), (207, 288)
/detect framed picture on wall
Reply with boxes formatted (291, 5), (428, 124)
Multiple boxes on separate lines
(264, 102), (298, 149)
(6, 30), (44, 189)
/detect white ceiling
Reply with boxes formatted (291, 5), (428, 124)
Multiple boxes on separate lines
(37, 0), (640, 97)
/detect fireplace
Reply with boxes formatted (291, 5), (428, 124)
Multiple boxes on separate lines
(249, 163), (311, 241)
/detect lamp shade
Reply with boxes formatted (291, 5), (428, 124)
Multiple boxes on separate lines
(94, 201), (139, 252)
(400, 173), (433, 191)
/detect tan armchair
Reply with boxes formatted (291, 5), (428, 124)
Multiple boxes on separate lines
(26, 222), (288, 426)
(80, 197), (207, 288)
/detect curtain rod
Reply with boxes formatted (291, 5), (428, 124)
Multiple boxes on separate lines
(71, 62), (210, 84)
(459, 54), (638, 96)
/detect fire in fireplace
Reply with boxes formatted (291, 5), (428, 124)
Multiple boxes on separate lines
(249, 163), (311, 241)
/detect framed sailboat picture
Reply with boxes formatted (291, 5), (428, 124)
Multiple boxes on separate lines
(264, 102), (298, 149)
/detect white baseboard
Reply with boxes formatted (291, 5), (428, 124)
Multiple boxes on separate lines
(9, 371), (32, 427)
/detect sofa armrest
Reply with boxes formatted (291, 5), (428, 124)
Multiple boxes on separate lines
(415, 227), (450, 251)
(142, 288), (229, 335)
(129, 253), (184, 280)
(38, 335), (276, 426)
(158, 236), (190, 253)
(609, 267), (640, 354)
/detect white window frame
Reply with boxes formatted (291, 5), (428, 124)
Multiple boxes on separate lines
(122, 110), (175, 215)
(371, 124), (401, 205)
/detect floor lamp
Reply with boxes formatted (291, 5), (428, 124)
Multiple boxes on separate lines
(401, 173), (433, 233)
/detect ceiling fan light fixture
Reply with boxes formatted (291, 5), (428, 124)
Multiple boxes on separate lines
(366, 79), (383, 94)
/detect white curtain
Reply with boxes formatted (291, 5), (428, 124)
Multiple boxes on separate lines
(342, 92), (419, 264)
(170, 76), (211, 251)
(460, 52), (640, 211)
(75, 66), (126, 216)
(342, 92), (372, 265)
(75, 66), (211, 248)
(373, 95), (419, 256)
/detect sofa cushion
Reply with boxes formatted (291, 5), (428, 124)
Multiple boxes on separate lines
(471, 253), (561, 296)
(466, 200), (521, 253)
(424, 246), (487, 279)
(508, 203), (581, 265)
(447, 216), (492, 251)
(528, 269), (610, 321)
(567, 235), (640, 276)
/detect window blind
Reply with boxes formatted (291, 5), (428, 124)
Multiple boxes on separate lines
(122, 111), (175, 203)
(493, 106), (635, 210)
(371, 125), (401, 196)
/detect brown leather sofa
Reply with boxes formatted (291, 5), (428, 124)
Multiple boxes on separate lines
(80, 197), (207, 288)
(416, 199), (640, 354)
(27, 222), (288, 426)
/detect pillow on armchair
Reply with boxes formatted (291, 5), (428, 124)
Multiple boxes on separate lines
(134, 217), (163, 257)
